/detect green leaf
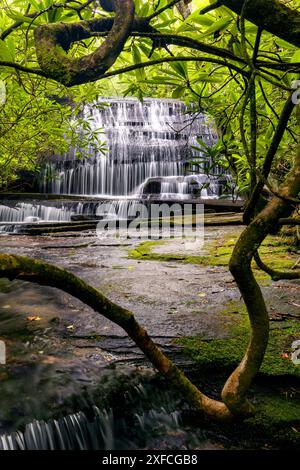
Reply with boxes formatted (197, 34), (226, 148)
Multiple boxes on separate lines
(132, 44), (146, 81)
(169, 61), (188, 79)
(0, 40), (13, 61)
(176, 8), (214, 33)
(201, 16), (233, 37)
(29, 0), (44, 10)
(5, 10), (37, 23)
(172, 86), (185, 99)
(291, 49), (300, 63)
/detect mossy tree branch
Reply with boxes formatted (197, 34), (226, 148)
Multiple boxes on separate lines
(0, 253), (232, 422)
(221, 142), (300, 415)
(254, 251), (300, 281)
(34, 0), (135, 86)
(220, 0), (300, 48)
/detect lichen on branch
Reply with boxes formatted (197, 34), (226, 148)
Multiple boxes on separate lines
(34, 0), (135, 86)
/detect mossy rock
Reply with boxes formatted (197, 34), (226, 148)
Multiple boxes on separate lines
(176, 298), (300, 447)
(243, 392), (300, 447)
(177, 301), (300, 379)
(128, 234), (298, 285)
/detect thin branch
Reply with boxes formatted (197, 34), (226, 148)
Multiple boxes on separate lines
(0, 60), (46, 77)
(257, 60), (300, 72)
(278, 218), (300, 226)
(254, 251), (300, 281)
(97, 56), (250, 82)
(249, 78), (257, 188)
(259, 80), (297, 143)
(91, 29), (248, 66)
(261, 95), (295, 181)
(253, 28), (262, 64)
(239, 73), (255, 166)
(244, 93), (295, 222)
(1, 0), (82, 40)
(147, 0), (182, 21)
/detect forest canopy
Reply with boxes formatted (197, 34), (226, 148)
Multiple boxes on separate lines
(0, 0), (299, 192)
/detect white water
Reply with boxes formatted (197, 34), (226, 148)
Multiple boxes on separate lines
(40, 98), (219, 197)
(0, 203), (72, 223)
(0, 98), (228, 224)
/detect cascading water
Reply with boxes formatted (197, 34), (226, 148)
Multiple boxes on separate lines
(0, 203), (72, 223)
(40, 98), (218, 198)
(0, 98), (228, 225)
(0, 383), (183, 450)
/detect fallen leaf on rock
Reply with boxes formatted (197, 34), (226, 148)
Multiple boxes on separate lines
(26, 316), (42, 322)
(198, 293), (207, 298)
(280, 353), (289, 359)
(66, 324), (75, 330)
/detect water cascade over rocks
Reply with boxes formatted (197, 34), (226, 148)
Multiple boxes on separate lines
(41, 98), (219, 198)
(0, 98), (229, 225)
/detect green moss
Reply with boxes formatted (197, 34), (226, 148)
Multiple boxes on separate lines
(129, 234), (299, 286)
(244, 393), (300, 446)
(251, 393), (300, 427)
(177, 300), (300, 378)
(34, 25), (73, 86)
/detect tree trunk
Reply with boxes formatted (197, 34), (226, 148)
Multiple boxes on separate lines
(0, 253), (232, 421)
(221, 140), (300, 415)
(221, 0), (300, 48)
(34, 0), (135, 86)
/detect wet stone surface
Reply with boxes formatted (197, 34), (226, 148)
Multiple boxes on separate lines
(0, 225), (300, 444)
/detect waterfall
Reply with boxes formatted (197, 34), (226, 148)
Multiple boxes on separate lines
(0, 200), (143, 226)
(0, 406), (180, 450)
(40, 98), (219, 198)
(0, 382), (182, 450)
(0, 98), (230, 225)
(0, 203), (73, 223)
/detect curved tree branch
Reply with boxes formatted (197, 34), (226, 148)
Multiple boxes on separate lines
(254, 251), (300, 281)
(221, 143), (300, 415)
(34, 0), (135, 86)
(0, 253), (232, 421)
(220, 0), (300, 48)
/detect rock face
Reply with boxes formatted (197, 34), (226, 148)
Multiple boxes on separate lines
(40, 98), (223, 198)
(0, 225), (300, 449)
(0, 99), (235, 226)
